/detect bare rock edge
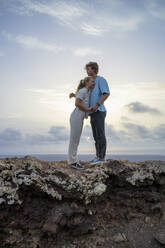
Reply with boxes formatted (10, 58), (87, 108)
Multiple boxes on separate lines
(0, 156), (165, 248)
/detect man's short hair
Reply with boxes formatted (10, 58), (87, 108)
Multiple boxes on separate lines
(85, 62), (99, 74)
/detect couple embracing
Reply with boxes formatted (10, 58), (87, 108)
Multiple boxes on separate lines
(68, 62), (110, 170)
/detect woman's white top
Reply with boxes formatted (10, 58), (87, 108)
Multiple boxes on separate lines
(75, 87), (90, 119)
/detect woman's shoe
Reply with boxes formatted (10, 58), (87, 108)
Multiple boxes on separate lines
(71, 162), (84, 170)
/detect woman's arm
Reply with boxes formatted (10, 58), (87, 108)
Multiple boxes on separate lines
(75, 98), (92, 112)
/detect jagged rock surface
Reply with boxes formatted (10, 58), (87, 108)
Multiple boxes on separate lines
(0, 156), (165, 248)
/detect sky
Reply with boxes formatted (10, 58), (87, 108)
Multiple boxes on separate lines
(0, 0), (165, 155)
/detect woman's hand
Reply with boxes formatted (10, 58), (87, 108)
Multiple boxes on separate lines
(90, 104), (98, 112)
(87, 107), (95, 112)
(88, 105), (98, 112)
(69, 92), (76, 98)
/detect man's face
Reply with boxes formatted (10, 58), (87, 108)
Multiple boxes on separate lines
(86, 66), (95, 76)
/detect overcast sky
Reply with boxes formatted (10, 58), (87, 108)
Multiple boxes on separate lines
(0, 0), (165, 155)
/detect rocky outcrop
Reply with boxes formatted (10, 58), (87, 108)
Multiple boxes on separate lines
(0, 156), (165, 248)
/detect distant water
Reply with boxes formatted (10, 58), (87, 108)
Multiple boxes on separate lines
(0, 154), (165, 162)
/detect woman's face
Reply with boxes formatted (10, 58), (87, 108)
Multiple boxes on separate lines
(87, 78), (95, 89)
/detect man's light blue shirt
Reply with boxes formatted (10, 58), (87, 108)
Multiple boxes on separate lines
(89, 75), (110, 112)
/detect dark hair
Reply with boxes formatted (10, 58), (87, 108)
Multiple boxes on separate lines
(85, 62), (99, 74)
(76, 76), (91, 93)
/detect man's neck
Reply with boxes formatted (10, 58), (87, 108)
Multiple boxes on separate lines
(92, 74), (97, 79)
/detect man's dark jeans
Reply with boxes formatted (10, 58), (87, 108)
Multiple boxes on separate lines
(90, 110), (106, 159)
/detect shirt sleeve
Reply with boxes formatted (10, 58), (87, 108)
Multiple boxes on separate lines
(99, 77), (110, 94)
(76, 88), (85, 100)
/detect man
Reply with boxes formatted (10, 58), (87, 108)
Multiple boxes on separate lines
(70, 62), (110, 165)
(85, 62), (110, 164)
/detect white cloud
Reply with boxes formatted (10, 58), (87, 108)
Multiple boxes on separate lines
(3, 28), (103, 57)
(81, 23), (105, 36)
(2, 31), (64, 53)
(3, 0), (148, 36)
(6, 0), (87, 27)
(73, 47), (101, 57)
(2, 31), (101, 56)
(80, 14), (144, 36)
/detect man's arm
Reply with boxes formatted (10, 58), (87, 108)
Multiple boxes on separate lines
(92, 93), (110, 112)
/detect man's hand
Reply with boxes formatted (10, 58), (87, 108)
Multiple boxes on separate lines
(69, 92), (76, 98)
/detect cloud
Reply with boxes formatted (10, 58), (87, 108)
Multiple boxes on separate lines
(80, 122), (165, 147)
(125, 101), (161, 115)
(2, 0), (148, 36)
(0, 128), (22, 144)
(105, 124), (122, 143)
(81, 23), (105, 36)
(121, 122), (165, 145)
(153, 124), (165, 140)
(3, 0), (87, 26)
(103, 122), (165, 146)
(0, 122), (165, 153)
(25, 126), (68, 144)
(0, 126), (68, 147)
(123, 123), (152, 140)
(95, 14), (144, 34)
(120, 116), (132, 122)
(78, 124), (122, 144)
(48, 126), (68, 141)
(2, 31), (64, 53)
(2, 31), (101, 56)
(73, 47), (101, 57)
(145, 0), (165, 20)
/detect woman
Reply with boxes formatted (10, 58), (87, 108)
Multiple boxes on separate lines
(68, 76), (94, 170)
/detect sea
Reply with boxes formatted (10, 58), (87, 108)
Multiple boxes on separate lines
(0, 154), (165, 162)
